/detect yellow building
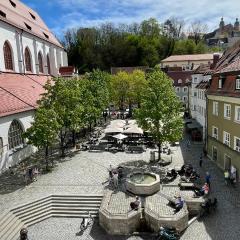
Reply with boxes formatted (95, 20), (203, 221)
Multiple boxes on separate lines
(207, 46), (240, 178)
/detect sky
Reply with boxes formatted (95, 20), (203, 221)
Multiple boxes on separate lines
(21, 0), (240, 39)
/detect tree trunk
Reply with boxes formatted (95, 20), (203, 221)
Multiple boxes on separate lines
(72, 130), (76, 147)
(60, 130), (65, 157)
(158, 143), (161, 161)
(129, 102), (132, 118)
(45, 145), (49, 171)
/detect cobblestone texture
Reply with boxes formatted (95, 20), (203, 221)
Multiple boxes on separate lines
(1, 134), (240, 239)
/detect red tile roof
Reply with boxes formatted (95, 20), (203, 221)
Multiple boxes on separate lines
(0, 0), (63, 48)
(0, 88), (33, 117)
(0, 73), (49, 117)
(196, 81), (209, 89)
(59, 66), (75, 76)
(166, 71), (193, 86)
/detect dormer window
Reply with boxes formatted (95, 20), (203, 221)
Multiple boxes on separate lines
(43, 32), (49, 39)
(218, 75), (225, 89)
(24, 22), (32, 31)
(236, 76), (240, 90)
(0, 10), (6, 18)
(9, 0), (16, 8)
(29, 12), (36, 20)
(178, 79), (182, 84)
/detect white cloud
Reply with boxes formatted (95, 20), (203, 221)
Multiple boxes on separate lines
(49, 0), (240, 37)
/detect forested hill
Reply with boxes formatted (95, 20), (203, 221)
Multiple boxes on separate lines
(62, 18), (220, 73)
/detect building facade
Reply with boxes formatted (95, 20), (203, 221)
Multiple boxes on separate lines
(0, 0), (68, 172)
(160, 54), (214, 71)
(166, 71), (192, 110)
(207, 47), (240, 178)
(205, 18), (240, 48)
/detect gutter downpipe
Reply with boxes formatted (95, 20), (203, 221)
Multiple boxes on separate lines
(20, 29), (25, 74)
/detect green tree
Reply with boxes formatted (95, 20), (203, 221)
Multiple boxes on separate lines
(135, 69), (183, 160)
(24, 108), (60, 170)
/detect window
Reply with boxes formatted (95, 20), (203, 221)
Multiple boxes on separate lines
(218, 75), (225, 88)
(0, 10), (6, 18)
(212, 126), (218, 139)
(24, 48), (32, 72)
(193, 77), (198, 83)
(29, 12), (36, 20)
(24, 22), (32, 31)
(183, 87), (188, 92)
(218, 78), (222, 88)
(223, 131), (230, 146)
(9, 0), (16, 7)
(0, 137), (3, 156)
(236, 77), (240, 89)
(8, 120), (24, 150)
(47, 54), (51, 75)
(38, 52), (43, 73)
(193, 105), (196, 111)
(224, 104), (231, 119)
(3, 41), (14, 70)
(235, 106), (240, 122)
(193, 91), (197, 97)
(178, 79), (182, 84)
(176, 87), (180, 92)
(183, 96), (187, 102)
(234, 137), (240, 152)
(213, 101), (218, 116)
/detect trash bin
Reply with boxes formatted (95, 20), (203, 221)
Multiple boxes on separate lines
(150, 151), (155, 162)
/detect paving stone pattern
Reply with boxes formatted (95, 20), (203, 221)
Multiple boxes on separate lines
(1, 135), (240, 239)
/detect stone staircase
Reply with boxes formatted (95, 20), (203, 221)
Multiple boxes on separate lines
(0, 194), (103, 240)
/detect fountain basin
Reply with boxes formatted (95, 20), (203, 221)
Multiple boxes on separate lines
(126, 172), (160, 195)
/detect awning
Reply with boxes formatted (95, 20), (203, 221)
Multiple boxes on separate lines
(187, 122), (202, 129)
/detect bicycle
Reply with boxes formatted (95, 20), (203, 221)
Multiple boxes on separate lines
(79, 211), (94, 232)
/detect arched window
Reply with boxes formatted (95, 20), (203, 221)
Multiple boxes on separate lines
(178, 79), (182, 84)
(38, 52), (43, 73)
(0, 137), (3, 156)
(3, 41), (14, 70)
(47, 54), (51, 75)
(24, 48), (32, 72)
(8, 120), (24, 150)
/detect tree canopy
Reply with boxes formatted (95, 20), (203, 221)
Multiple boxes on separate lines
(134, 69), (184, 160)
(62, 18), (216, 74)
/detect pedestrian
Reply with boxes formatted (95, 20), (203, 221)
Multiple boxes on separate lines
(199, 153), (203, 167)
(28, 167), (33, 182)
(224, 170), (229, 185)
(113, 172), (118, 189)
(205, 172), (211, 188)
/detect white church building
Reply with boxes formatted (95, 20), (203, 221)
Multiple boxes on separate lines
(0, 0), (68, 172)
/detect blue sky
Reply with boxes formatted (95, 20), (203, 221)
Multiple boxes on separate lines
(22, 0), (240, 39)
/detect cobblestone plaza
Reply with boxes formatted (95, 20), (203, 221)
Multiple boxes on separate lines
(1, 138), (240, 239)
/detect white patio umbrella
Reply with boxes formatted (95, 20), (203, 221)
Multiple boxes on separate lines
(105, 127), (123, 134)
(123, 126), (143, 134)
(112, 133), (128, 140)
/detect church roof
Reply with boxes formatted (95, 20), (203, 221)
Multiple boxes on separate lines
(0, 72), (50, 117)
(0, 0), (63, 48)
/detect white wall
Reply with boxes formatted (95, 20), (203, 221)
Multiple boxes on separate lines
(0, 110), (35, 172)
(0, 21), (67, 76)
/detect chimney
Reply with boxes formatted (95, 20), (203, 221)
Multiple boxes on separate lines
(212, 53), (220, 69)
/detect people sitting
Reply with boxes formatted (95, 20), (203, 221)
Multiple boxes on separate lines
(169, 195), (184, 213)
(130, 196), (141, 210)
(174, 196), (184, 213)
(193, 183), (209, 197)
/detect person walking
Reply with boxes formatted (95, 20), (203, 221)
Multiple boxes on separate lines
(205, 172), (211, 189)
(199, 153), (203, 167)
(113, 172), (118, 189)
(224, 170), (229, 185)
